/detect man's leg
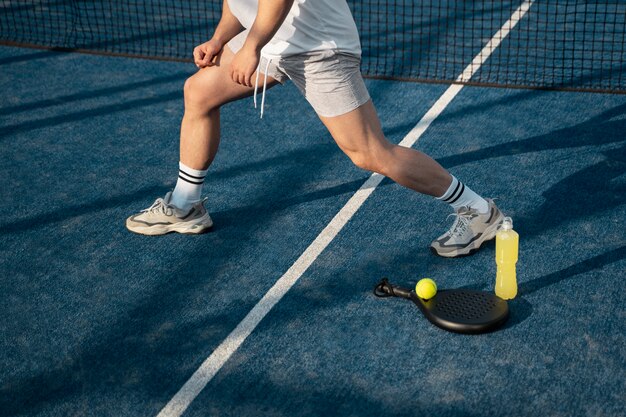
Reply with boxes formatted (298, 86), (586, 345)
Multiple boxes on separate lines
(126, 46), (278, 235)
(319, 100), (504, 257)
(320, 99), (451, 197)
(173, 46), (278, 209)
(179, 47), (272, 169)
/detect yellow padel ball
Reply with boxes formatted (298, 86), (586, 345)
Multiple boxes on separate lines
(415, 278), (437, 300)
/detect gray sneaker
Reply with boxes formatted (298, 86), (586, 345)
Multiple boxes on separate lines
(126, 192), (213, 235)
(430, 199), (504, 258)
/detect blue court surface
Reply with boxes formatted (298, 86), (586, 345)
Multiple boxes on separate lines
(1, 44), (625, 417)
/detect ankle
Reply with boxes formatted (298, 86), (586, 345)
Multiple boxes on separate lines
(171, 162), (208, 211)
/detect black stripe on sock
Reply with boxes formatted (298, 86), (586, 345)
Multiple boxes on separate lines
(448, 183), (465, 204)
(178, 175), (204, 185)
(442, 180), (461, 202)
(179, 169), (206, 180)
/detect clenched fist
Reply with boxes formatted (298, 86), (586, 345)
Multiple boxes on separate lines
(193, 38), (224, 68)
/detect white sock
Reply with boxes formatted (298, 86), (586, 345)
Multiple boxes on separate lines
(437, 175), (489, 214)
(170, 162), (208, 211)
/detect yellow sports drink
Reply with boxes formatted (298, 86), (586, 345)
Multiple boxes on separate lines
(495, 217), (518, 300)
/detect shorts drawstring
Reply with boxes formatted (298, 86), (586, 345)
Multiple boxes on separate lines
(253, 57), (272, 119)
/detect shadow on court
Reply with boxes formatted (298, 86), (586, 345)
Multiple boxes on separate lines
(0, 72), (190, 117)
(436, 100), (626, 239)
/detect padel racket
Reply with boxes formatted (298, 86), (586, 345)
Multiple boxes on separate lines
(374, 278), (509, 334)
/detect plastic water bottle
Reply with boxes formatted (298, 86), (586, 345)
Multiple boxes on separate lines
(495, 217), (518, 300)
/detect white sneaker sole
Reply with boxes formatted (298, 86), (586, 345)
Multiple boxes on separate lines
(126, 214), (213, 236)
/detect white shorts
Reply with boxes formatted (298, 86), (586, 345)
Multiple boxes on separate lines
(227, 31), (370, 117)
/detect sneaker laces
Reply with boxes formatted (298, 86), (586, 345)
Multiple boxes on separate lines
(447, 207), (476, 238)
(142, 198), (174, 216)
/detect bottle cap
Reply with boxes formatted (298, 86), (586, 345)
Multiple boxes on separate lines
(501, 217), (513, 231)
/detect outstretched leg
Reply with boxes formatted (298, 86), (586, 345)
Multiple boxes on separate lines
(319, 100), (504, 257)
(320, 99), (452, 197)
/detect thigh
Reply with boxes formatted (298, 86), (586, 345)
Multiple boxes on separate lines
(185, 44), (280, 107)
(319, 99), (391, 156)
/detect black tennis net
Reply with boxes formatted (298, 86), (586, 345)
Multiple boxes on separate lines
(1, 1), (625, 93)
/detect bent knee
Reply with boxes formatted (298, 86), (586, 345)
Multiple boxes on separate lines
(184, 72), (220, 113)
(345, 141), (395, 174)
(347, 150), (386, 174)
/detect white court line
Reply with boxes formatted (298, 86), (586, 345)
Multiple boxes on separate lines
(157, 2), (534, 416)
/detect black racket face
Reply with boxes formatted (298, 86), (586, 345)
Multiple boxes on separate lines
(410, 290), (509, 334)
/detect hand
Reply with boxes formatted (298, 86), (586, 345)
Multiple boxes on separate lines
(193, 38), (224, 68)
(229, 44), (260, 87)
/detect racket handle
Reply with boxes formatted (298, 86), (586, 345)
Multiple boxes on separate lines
(373, 278), (412, 299)
(389, 285), (412, 299)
